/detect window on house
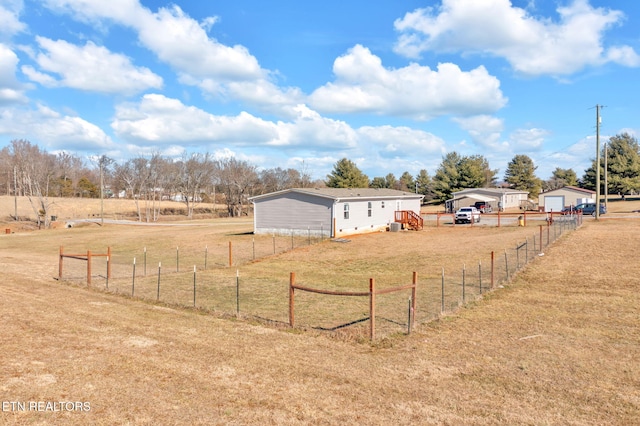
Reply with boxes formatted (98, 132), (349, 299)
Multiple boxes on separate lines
(367, 202), (372, 217)
(344, 203), (349, 219)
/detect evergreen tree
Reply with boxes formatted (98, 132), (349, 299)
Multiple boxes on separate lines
(543, 167), (577, 191)
(369, 176), (387, 188)
(582, 133), (640, 195)
(385, 173), (398, 190)
(415, 169), (434, 201)
(433, 152), (462, 201)
(399, 171), (415, 192)
(432, 152), (496, 201)
(504, 154), (542, 198)
(325, 158), (369, 188)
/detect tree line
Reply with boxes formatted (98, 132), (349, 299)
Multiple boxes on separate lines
(2, 133), (638, 225)
(0, 140), (316, 226)
(326, 133), (640, 202)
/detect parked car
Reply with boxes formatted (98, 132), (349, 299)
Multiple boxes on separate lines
(561, 203), (606, 216)
(455, 207), (481, 224)
(474, 201), (492, 213)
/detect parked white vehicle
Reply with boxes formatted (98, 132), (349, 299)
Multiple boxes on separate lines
(455, 207), (481, 224)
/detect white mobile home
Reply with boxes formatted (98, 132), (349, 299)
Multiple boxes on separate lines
(249, 188), (424, 238)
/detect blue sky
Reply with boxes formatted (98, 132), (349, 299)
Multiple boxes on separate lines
(1, 0), (639, 182)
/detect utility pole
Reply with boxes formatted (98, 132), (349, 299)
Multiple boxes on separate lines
(13, 166), (17, 221)
(100, 162), (104, 226)
(595, 105), (602, 221)
(97, 155), (113, 226)
(604, 142), (608, 212)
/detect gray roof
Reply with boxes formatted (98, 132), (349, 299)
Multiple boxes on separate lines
(249, 187), (423, 202)
(540, 186), (595, 196)
(452, 187), (529, 196)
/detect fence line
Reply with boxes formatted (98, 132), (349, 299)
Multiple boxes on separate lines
(427, 210), (580, 227)
(55, 214), (580, 340)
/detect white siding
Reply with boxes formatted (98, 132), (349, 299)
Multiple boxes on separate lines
(334, 199), (393, 236)
(251, 188), (424, 238)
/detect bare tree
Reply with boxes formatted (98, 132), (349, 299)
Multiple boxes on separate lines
(216, 158), (258, 217)
(53, 152), (85, 197)
(114, 157), (150, 221)
(173, 153), (214, 218)
(258, 167), (312, 194)
(147, 153), (171, 221)
(8, 140), (56, 227)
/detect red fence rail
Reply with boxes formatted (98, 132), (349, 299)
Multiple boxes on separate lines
(59, 246), (111, 285)
(289, 271), (418, 340)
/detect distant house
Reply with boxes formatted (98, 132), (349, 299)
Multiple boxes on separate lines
(249, 188), (424, 238)
(538, 186), (596, 212)
(446, 188), (530, 212)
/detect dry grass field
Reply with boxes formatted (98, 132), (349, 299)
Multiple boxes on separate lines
(1, 195), (639, 424)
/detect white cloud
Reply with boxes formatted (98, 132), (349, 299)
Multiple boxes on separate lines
(23, 37), (162, 95)
(394, 0), (639, 76)
(309, 45), (507, 119)
(273, 105), (358, 150)
(48, 1), (259, 81)
(0, 103), (113, 149)
(112, 94), (278, 145)
(508, 127), (549, 150)
(112, 95), (361, 151)
(111, 95), (453, 166)
(41, 1), (302, 110)
(453, 115), (506, 150)
(136, 5), (262, 81)
(222, 78), (305, 117)
(0, 43), (28, 104)
(0, 1), (26, 39)
(357, 125), (446, 159)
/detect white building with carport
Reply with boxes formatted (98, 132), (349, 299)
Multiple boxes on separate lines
(446, 188), (530, 212)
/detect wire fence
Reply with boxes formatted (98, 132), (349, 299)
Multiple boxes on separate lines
(57, 214), (581, 340)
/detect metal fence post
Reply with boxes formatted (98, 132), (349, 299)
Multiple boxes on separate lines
(441, 268), (445, 313)
(132, 258), (136, 297)
(369, 278), (376, 341)
(504, 249), (509, 282)
(289, 272), (295, 327)
(462, 264), (466, 303)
